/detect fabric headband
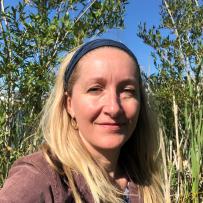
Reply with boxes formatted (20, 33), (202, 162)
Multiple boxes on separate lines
(64, 39), (139, 90)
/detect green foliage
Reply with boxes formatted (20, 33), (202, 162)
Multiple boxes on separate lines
(0, 0), (128, 186)
(138, 0), (203, 202)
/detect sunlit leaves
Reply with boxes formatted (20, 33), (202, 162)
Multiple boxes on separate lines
(0, 0), (128, 186)
(138, 0), (203, 201)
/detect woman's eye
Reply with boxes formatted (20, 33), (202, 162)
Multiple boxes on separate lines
(123, 89), (137, 97)
(87, 86), (103, 94)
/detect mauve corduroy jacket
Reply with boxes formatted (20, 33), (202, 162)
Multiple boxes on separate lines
(0, 151), (143, 203)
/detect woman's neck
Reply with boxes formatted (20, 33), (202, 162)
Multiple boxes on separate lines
(87, 147), (128, 190)
(93, 148), (120, 177)
(79, 135), (128, 190)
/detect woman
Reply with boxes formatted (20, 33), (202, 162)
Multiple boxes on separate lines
(0, 39), (163, 202)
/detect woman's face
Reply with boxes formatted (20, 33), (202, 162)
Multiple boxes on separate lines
(67, 47), (140, 154)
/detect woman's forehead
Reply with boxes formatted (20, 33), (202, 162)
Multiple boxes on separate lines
(77, 46), (138, 67)
(74, 47), (139, 83)
(64, 39), (139, 90)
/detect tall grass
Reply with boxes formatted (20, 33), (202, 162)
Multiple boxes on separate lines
(0, 113), (42, 186)
(1, 72), (202, 203)
(158, 75), (203, 202)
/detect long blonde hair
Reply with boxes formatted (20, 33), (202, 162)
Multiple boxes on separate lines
(40, 48), (164, 203)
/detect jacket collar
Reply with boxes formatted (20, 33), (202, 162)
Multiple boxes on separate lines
(72, 171), (143, 203)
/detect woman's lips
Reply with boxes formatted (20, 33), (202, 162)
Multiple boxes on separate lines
(95, 122), (126, 131)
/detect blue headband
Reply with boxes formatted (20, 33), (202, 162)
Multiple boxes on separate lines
(64, 39), (139, 90)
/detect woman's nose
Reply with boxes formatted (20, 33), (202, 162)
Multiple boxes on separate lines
(103, 91), (123, 118)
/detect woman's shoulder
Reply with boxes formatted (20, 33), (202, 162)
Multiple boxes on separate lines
(10, 151), (51, 175)
(0, 151), (72, 203)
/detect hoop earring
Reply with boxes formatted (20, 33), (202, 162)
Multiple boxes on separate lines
(70, 117), (78, 130)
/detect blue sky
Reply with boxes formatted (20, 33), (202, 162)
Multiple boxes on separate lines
(101, 0), (161, 74)
(5, 0), (161, 74)
(125, 0), (161, 74)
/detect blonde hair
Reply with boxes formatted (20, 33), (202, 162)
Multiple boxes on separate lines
(40, 48), (164, 203)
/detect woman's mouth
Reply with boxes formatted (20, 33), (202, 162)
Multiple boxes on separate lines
(95, 122), (126, 131)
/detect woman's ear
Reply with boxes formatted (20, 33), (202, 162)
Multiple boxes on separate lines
(66, 95), (75, 118)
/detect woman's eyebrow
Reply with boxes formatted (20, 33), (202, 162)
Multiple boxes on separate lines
(84, 77), (106, 85)
(119, 78), (138, 85)
(83, 77), (138, 86)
